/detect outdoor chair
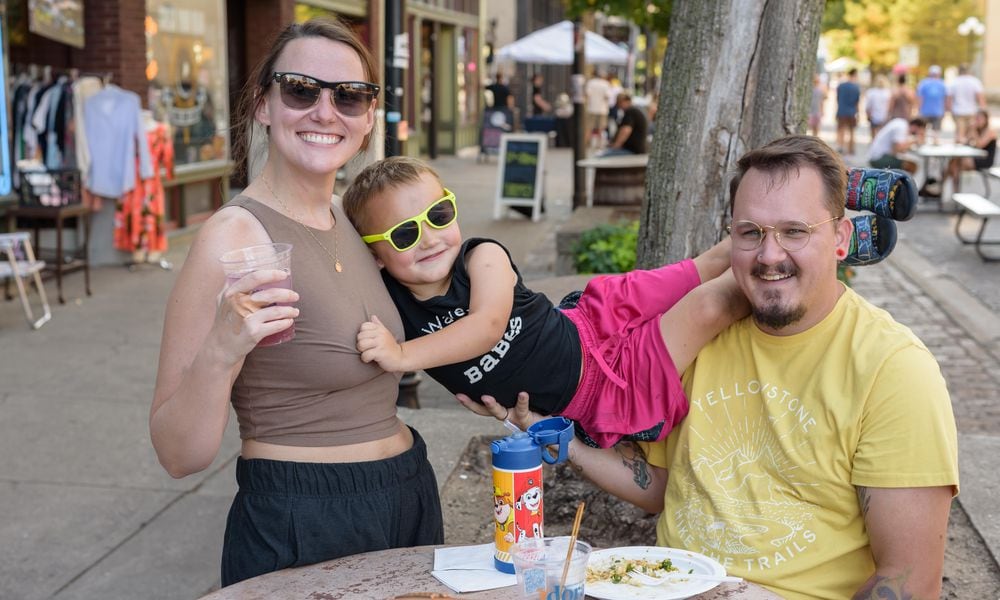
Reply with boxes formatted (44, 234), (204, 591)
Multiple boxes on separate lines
(0, 232), (51, 329)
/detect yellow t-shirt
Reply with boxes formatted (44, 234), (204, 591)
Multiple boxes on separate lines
(643, 287), (959, 600)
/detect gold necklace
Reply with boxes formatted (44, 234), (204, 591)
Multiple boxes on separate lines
(260, 176), (343, 273)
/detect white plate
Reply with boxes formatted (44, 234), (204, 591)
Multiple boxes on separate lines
(586, 546), (727, 600)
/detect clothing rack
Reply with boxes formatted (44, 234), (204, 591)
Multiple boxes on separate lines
(10, 65), (113, 92)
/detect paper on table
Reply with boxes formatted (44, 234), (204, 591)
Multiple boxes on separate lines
(431, 543), (517, 593)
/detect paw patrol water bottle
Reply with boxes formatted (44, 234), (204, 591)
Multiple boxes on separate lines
(491, 417), (574, 573)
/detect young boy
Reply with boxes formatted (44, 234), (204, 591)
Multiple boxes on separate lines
(343, 158), (916, 447)
(343, 157), (746, 448)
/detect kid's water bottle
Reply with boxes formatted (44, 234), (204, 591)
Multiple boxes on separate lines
(491, 417), (574, 573)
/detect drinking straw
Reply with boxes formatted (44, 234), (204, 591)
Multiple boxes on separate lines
(559, 501), (586, 590)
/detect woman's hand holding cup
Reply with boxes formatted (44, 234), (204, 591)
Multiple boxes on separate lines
(217, 243), (299, 357)
(215, 268), (299, 358)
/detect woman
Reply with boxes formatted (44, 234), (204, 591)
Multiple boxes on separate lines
(809, 75), (825, 137)
(150, 18), (443, 586)
(865, 74), (892, 138)
(945, 108), (996, 191)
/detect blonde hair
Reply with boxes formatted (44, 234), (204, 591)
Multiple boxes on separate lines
(342, 156), (444, 234)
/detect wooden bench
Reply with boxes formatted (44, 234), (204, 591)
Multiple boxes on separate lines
(576, 154), (648, 207)
(952, 192), (1000, 261)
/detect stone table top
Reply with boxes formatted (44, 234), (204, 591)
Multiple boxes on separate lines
(199, 544), (783, 600)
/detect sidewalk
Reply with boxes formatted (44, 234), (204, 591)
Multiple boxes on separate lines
(1, 134), (998, 599)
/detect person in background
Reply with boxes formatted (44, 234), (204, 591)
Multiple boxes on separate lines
(916, 65), (947, 144)
(888, 73), (916, 121)
(808, 74), (826, 137)
(945, 108), (996, 195)
(584, 70), (611, 149)
(864, 74), (891, 138)
(530, 73), (551, 116)
(466, 135), (958, 600)
(835, 69), (861, 155)
(646, 89), (660, 124)
(867, 117), (927, 173)
(149, 18), (443, 587)
(485, 72), (514, 110)
(948, 64), (986, 142)
(605, 73), (624, 138)
(601, 93), (648, 156)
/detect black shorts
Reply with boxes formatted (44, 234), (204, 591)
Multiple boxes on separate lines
(220, 427), (444, 586)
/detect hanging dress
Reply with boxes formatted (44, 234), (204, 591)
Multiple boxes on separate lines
(114, 122), (174, 254)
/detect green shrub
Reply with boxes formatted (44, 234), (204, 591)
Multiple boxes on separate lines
(573, 221), (639, 274)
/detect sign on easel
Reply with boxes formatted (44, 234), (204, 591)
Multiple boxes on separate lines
(494, 133), (546, 222)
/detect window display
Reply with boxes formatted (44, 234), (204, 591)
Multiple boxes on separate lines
(457, 27), (479, 127)
(145, 0), (228, 168)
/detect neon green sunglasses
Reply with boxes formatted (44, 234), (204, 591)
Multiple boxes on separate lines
(362, 189), (458, 251)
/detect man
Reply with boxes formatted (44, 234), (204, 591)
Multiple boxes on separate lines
(485, 72), (513, 110)
(835, 69), (861, 155)
(600, 93), (648, 156)
(916, 65), (947, 144)
(948, 64), (986, 141)
(584, 70), (611, 148)
(868, 117), (926, 173)
(462, 135), (959, 599)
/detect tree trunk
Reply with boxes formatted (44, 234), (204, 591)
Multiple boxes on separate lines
(638, 0), (825, 269)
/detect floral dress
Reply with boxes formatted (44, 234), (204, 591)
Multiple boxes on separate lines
(113, 122), (174, 254)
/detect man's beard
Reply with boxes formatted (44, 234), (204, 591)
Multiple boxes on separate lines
(753, 296), (807, 330)
(751, 263), (805, 330)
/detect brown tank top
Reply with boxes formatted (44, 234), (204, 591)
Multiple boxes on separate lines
(227, 195), (405, 446)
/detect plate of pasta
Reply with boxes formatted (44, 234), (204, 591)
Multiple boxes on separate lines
(585, 546), (728, 600)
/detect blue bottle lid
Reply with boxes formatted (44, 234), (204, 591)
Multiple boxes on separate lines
(491, 431), (539, 470)
(491, 417), (574, 469)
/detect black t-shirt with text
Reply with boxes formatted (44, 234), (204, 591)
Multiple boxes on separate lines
(381, 238), (580, 411)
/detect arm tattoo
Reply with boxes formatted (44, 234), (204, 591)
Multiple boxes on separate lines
(615, 442), (651, 490)
(857, 486), (872, 519)
(852, 573), (912, 600)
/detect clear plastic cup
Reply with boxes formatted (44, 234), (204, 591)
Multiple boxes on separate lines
(511, 536), (591, 600)
(219, 243), (294, 347)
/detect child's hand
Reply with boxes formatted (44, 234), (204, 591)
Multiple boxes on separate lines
(357, 315), (406, 372)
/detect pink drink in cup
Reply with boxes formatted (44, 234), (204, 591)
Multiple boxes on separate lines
(220, 243), (295, 347)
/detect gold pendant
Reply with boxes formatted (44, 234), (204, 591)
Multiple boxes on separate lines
(335, 260), (343, 273)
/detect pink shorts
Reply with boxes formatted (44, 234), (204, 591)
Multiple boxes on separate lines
(560, 259), (701, 448)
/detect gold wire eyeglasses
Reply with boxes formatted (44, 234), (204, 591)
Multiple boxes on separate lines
(725, 216), (840, 251)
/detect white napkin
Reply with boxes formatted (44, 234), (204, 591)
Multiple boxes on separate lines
(431, 543), (518, 593)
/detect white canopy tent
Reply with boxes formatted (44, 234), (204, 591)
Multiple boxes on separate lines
(495, 20), (628, 66)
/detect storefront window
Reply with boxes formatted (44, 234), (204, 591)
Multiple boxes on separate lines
(145, 0), (229, 168)
(458, 27), (479, 126)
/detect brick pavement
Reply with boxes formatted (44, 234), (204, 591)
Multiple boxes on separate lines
(852, 261), (1000, 435)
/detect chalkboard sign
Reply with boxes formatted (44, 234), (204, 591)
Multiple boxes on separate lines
(493, 133), (546, 222)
